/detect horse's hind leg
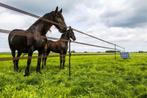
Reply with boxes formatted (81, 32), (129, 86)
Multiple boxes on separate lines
(24, 51), (33, 76)
(15, 51), (22, 72)
(11, 50), (16, 71)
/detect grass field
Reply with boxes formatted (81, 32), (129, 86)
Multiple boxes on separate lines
(0, 53), (147, 98)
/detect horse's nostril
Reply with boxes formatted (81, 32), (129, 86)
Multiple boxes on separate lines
(74, 37), (76, 40)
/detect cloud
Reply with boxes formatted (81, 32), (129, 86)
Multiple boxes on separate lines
(0, 33), (10, 52)
(100, 0), (147, 27)
(0, 0), (147, 52)
(0, 8), (36, 30)
(0, 0), (79, 15)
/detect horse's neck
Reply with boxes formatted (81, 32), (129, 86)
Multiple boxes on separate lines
(26, 16), (52, 35)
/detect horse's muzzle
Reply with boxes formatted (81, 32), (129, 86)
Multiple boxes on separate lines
(72, 38), (76, 41)
(60, 27), (67, 33)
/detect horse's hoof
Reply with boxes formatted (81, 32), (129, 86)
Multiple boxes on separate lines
(14, 70), (19, 72)
(42, 67), (45, 69)
(14, 68), (19, 72)
(36, 71), (42, 74)
(18, 69), (21, 72)
(24, 74), (28, 77)
(24, 73), (30, 76)
(61, 67), (64, 69)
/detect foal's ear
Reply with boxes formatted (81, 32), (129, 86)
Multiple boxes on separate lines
(59, 8), (62, 13)
(55, 6), (58, 13)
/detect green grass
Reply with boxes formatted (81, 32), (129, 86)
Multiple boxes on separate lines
(0, 53), (147, 98)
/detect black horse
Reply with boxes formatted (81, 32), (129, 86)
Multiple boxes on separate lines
(8, 7), (67, 76)
(42, 27), (76, 69)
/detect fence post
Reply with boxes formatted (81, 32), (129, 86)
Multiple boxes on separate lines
(68, 40), (71, 76)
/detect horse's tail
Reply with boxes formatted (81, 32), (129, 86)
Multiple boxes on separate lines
(8, 29), (16, 46)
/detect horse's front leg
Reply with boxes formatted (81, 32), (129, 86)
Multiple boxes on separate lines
(36, 51), (43, 73)
(24, 50), (33, 76)
(41, 49), (45, 69)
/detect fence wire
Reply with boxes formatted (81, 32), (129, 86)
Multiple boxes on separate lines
(0, 28), (117, 50)
(0, 2), (125, 50)
(0, 2), (123, 62)
(0, 28), (119, 62)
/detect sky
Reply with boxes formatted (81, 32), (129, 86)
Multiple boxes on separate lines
(0, 0), (147, 52)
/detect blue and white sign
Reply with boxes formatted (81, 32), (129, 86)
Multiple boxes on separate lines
(120, 52), (129, 59)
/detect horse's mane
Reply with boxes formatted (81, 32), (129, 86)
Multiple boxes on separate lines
(26, 11), (54, 35)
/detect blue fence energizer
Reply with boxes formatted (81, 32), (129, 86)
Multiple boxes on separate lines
(120, 52), (129, 59)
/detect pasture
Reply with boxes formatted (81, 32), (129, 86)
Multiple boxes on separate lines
(0, 53), (147, 98)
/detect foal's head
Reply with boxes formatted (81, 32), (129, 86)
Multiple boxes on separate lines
(61, 27), (76, 41)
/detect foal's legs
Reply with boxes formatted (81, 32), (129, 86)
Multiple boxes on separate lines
(60, 54), (64, 69)
(60, 54), (62, 69)
(62, 54), (66, 69)
(15, 51), (22, 72)
(42, 51), (50, 69)
(24, 50), (33, 76)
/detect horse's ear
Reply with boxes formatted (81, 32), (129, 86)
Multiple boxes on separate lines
(69, 26), (71, 29)
(59, 8), (62, 13)
(55, 6), (58, 13)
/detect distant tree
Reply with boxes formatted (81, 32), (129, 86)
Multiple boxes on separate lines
(105, 50), (120, 53)
(71, 50), (76, 53)
(138, 51), (144, 53)
(84, 51), (87, 53)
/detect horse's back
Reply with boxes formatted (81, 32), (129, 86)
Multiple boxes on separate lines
(47, 40), (67, 53)
(47, 40), (55, 50)
(9, 29), (25, 42)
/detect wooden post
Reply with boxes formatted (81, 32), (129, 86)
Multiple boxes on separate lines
(68, 26), (73, 77)
(68, 40), (71, 76)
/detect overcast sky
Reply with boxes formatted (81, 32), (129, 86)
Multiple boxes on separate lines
(0, 0), (147, 52)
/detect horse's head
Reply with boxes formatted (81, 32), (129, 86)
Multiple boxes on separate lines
(52, 7), (67, 33)
(67, 27), (76, 41)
